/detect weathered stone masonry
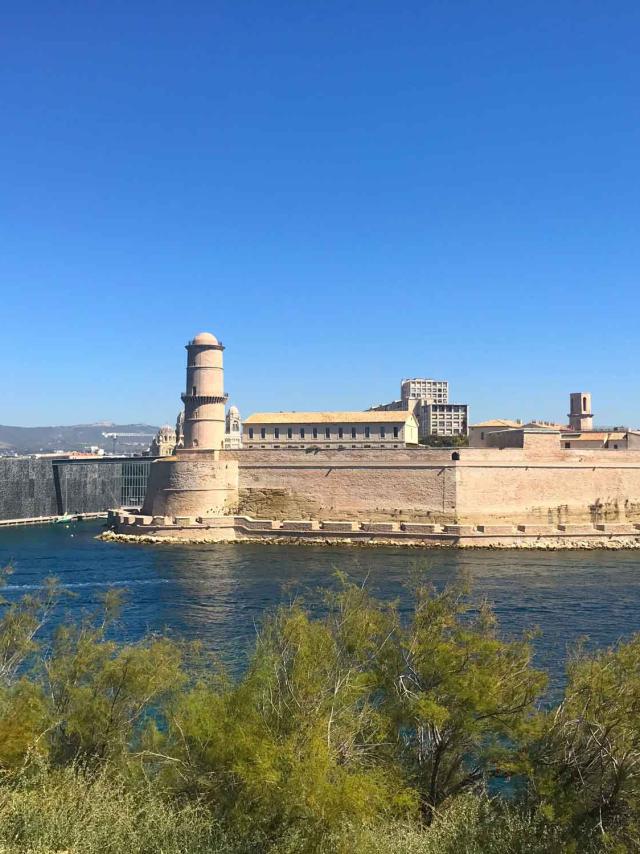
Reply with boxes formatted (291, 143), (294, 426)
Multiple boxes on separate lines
(225, 445), (640, 525)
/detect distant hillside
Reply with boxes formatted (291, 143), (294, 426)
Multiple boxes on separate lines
(0, 423), (159, 455)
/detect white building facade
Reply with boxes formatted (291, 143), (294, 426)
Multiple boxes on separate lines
(243, 411), (419, 449)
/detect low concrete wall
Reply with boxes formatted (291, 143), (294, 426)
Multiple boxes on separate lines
(107, 510), (640, 549)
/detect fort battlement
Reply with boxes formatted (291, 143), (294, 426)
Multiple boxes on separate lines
(106, 510), (640, 549)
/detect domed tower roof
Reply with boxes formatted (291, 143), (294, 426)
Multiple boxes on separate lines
(228, 405), (240, 416)
(190, 331), (219, 345)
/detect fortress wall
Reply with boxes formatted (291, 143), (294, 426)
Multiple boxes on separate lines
(142, 455), (238, 518)
(224, 448), (457, 521)
(455, 449), (640, 524)
(224, 447), (640, 525)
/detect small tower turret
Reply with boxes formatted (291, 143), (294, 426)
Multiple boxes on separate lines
(569, 392), (593, 432)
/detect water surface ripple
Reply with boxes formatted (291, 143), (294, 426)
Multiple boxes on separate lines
(1, 521), (639, 694)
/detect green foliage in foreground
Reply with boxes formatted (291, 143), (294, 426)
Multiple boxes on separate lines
(0, 566), (638, 852)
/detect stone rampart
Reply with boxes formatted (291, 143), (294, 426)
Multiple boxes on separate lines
(223, 447), (640, 525)
(142, 452), (238, 518)
(226, 447), (456, 522)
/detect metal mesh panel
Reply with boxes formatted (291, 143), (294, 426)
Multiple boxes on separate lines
(119, 460), (151, 508)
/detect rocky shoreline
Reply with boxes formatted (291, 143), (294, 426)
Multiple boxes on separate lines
(98, 529), (640, 550)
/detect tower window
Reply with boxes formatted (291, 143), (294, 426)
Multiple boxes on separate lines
(583, 396), (588, 411)
(192, 386), (196, 395)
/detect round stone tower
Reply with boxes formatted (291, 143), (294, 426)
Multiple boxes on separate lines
(182, 332), (228, 450)
(141, 331), (239, 520)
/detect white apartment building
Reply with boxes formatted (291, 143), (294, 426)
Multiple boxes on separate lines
(243, 411), (419, 449)
(401, 378), (449, 404)
(371, 377), (468, 439)
(420, 403), (468, 437)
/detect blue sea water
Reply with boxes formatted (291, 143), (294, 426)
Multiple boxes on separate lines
(1, 519), (639, 694)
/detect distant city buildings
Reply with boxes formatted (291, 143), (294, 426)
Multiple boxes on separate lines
(371, 377), (469, 440)
(469, 392), (640, 451)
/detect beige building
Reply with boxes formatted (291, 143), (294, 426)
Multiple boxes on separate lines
(562, 430), (640, 450)
(468, 419), (522, 448)
(243, 411), (419, 449)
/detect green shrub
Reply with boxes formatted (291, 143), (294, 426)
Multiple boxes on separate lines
(0, 563), (638, 851)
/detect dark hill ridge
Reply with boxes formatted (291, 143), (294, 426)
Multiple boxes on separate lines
(0, 423), (159, 454)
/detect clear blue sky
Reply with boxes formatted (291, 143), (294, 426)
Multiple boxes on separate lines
(1, 2), (638, 428)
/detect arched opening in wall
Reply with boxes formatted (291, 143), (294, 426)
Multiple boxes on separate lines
(583, 396), (588, 411)
(451, 451), (460, 460)
(193, 439), (199, 447)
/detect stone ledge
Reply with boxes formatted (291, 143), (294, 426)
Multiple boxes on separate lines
(360, 522), (398, 533)
(107, 513), (640, 550)
(281, 520), (319, 531)
(595, 523), (638, 534)
(400, 523), (442, 533)
(321, 521), (358, 532)
(477, 525), (517, 535)
(517, 525), (556, 535)
(236, 518), (278, 531)
(444, 525), (477, 535)
(558, 524), (599, 534)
